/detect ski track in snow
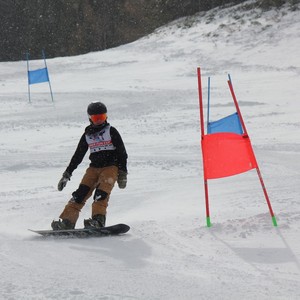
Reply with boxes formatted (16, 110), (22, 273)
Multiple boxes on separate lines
(1, 1), (300, 299)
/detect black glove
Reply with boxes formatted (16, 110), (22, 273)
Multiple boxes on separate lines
(117, 170), (127, 189)
(57, 171), (71, 191)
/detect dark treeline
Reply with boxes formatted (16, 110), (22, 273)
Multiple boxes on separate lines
(0, 0), (297, 61)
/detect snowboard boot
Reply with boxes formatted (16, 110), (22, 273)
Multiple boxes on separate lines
(51, 219), (75, 231)
(84, 214), (106, 229)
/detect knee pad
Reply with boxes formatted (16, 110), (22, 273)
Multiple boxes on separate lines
(93, 189), (108, 202)
(72, 184), (90, 204)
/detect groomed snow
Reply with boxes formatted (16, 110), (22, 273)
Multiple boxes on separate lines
(1, 1), (300, 299)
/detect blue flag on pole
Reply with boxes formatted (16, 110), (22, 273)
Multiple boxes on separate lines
(28, 67), (49, 85)
(208, 112), (243, 135)
(26, 50), (54, 102)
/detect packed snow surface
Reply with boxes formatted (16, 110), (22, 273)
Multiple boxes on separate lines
(1, 2), (300, 299)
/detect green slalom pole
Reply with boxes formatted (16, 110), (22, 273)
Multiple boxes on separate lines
(206, 216), (212, 227)
(272, 216), (278, 227)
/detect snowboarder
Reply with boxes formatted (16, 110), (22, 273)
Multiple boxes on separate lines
(52, 102), (128, 230)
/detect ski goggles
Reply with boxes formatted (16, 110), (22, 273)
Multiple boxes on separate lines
(89, 113), (107, 124)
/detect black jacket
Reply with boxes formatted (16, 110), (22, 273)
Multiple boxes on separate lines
(65, 122), (127, 175)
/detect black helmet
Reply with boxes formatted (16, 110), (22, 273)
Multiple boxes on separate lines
(87, 102), (107, 115)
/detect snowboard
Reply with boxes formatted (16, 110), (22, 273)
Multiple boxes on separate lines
(29, 223), (130, 238)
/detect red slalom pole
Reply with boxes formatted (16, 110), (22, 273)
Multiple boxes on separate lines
(227, 79), (277, 227)
(227, 80), (248, 135)
(197, 67), (211, 227)
(197, 67), (205, 137)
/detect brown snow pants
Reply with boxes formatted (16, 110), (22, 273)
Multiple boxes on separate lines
(59, 166), (118, 225)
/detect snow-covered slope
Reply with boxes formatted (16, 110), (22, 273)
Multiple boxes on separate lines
(1, 2), (300, 299)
